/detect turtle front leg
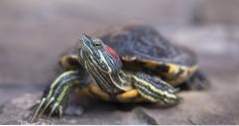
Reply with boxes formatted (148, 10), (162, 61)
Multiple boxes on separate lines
(131, 72), (180, 106)
(31, 70), (86, 122)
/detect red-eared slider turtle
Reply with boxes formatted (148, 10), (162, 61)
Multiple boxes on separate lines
(31, 25), (209, 122)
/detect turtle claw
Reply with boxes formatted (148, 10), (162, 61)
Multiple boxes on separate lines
(31, 98), (47, 122)
(39, 97), (55, 116)
(58, 105), (63, 118)
(30, 96), (62, 122)
(48, 103), (59, 117)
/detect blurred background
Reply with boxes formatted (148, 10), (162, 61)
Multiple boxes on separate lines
(0, 0), (239, 124)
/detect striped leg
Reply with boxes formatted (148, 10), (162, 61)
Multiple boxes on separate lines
(31, 70), (86, 122)
(132, 72), (180, 106)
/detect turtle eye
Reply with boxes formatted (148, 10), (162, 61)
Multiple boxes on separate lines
(93, 39), (103, 47)
(93, 43), (102, 47)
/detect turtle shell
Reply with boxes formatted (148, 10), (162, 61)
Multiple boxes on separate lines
(100, 25), (197, 68)
(99, 25), (198, 85)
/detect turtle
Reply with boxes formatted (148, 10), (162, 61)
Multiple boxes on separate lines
(30, 25), (209, 122)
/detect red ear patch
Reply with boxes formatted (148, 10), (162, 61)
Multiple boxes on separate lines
(105, 46), (119, 59)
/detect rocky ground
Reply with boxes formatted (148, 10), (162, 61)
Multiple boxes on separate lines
(0, 26), (239, 124)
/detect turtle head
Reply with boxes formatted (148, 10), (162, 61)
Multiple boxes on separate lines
(78, 33), (122, 73)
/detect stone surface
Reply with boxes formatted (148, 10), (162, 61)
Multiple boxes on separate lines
(0, 26), (239, 124)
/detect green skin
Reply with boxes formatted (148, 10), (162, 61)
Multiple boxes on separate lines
(31, 34), (180, 122)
